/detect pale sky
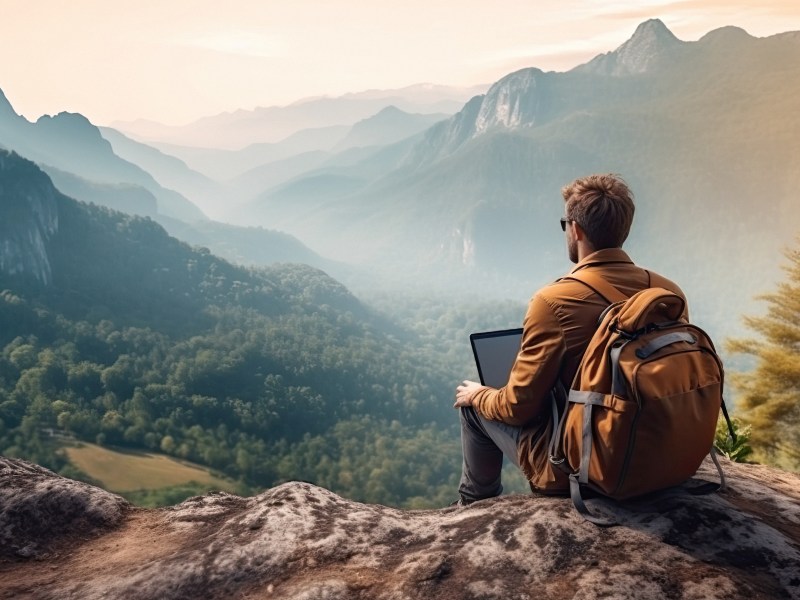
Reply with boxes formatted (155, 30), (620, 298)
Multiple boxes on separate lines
(1, 0), (799, 126)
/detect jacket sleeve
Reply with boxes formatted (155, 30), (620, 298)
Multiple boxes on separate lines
(472, 293), (566, 426)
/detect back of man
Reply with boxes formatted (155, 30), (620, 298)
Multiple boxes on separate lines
(514, 251), (685, 493)
(454, 173), (686, 502)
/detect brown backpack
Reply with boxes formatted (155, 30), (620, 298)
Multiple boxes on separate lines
(548, 270), (734, 525)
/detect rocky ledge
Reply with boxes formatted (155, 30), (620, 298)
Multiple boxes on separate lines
(1, 456), (798, 600)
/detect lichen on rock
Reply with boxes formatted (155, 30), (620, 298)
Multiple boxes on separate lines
(0, 455), (798, 599)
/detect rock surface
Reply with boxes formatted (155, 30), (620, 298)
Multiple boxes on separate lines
(1, 456), (798, 599)
(0, 150), (59, 285)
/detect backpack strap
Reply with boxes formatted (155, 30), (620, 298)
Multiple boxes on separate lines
(569, 474), (617, 526)
(564, 270), (628, 305)
(550, 269), (629, 523)
(720, 398), (737, 442)
(567, 390), (619, 527)
(567, 445), (730, 527)
(547, 381), (569, 471)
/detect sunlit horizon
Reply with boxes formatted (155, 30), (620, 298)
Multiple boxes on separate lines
(1, 0), (799, 126)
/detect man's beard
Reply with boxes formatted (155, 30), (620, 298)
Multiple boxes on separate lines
(568, 237), (579, 264)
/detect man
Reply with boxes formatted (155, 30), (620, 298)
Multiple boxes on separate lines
(453, 173), (686, 503)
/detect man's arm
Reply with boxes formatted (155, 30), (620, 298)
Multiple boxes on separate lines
(467, 293), (566, 426)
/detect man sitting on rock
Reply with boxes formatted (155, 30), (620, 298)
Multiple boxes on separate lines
(452, 173), (686, 503)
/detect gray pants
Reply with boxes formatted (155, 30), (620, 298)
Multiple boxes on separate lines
(458, 406), (523, 502)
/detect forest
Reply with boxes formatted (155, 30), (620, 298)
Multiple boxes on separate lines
(0, 153), (531, 506)
(0, 281), (527, 507)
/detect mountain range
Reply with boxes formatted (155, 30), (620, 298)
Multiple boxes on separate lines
(105, 106), (449, 215)
(112, 83), (488, 149)
(0, 92), (204, 223)
(1, 18), (798, 344)
(228, 19), (800, 339)
(0, 89), (347, 273)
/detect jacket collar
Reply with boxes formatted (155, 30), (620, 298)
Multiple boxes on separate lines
(569, 248), (633, 274)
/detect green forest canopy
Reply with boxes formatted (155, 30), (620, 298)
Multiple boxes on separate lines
(0, 152), (530, 507)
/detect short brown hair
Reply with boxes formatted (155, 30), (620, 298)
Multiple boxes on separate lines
(561, 174), (635, 249)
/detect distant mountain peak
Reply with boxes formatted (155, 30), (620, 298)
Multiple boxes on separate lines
(36, 111), (94, 128)
(630, 18), (677, 43)
(698, 25), (755, 44)
(574, 19), (684, 76)
(612, 19), (683, 74)
(374, 105), (405, 116)
(32, 111), (113, 151)
(332, 104), (448, 152)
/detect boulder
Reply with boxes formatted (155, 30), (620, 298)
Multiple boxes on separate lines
(0, 455), (798, 599)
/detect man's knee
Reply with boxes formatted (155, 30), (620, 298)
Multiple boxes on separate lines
(459, 405), (482, 430)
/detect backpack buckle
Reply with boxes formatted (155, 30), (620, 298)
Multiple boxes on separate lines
(609, 321), (636, 340)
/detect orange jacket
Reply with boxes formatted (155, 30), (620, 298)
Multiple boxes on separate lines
(471, 247), (686, 492)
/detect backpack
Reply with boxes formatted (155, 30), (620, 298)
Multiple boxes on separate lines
(548, 269), (735, 525)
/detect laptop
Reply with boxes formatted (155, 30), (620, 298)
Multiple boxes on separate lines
(469, 328), (524, 388)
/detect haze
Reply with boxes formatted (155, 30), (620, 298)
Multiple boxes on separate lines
(2, 0), (799, 127)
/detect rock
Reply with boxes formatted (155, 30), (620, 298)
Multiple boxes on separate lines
(0, 458), (129, 561)
(0, 455), (798, 599)
(0, 150), (60, 285)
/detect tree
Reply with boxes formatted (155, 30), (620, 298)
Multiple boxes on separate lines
(727, 237), (800, 470)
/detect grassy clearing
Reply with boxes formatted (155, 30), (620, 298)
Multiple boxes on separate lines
(63, 442), (238, 493)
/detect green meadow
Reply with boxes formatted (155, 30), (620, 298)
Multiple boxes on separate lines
(63, 442), (239, 497)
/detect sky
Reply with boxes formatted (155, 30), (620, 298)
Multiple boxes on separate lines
(1, 0), (799, 127)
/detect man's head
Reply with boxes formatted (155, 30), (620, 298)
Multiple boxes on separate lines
(561, 173), (635, 263)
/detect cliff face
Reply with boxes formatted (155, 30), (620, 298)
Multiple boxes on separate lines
(1, 456), (798, 600)
(0, 151), (59, 285)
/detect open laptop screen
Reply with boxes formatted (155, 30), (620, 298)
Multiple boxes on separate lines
(469, 328), (524, 388)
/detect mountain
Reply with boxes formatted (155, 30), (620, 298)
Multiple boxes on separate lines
(101, 103), (448, 222)
(112, 84), (487, 150)
(8, 149), (345, 291)
(0, 151), (59, 285)
(41, 164), (159, 218)
(152, 215), (347, 277)
(225, 150), (333, 207)
(225, 113), (440, 212)
(0, 150), (278, 330)
(577, 18), (685, 76)
(332, 106), (448, 151)
(148, 125), (350, 183)
(0, 90), (205, 222)
(238, 20), (800, 341)
(98, 127), (223, 219)
(4, 126), (344, 274)
(0, 149), (375, 333)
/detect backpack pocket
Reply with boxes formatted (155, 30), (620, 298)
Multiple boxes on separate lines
(619, 347), (722, 498)
(561, 391), (639, 497)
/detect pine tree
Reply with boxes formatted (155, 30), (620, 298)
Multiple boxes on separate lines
(727, 238), (800, 470)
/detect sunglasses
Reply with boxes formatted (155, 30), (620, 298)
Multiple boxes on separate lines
(560, 217), (573, 232)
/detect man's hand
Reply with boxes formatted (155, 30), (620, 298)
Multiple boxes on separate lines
(454, 380), (486, 408)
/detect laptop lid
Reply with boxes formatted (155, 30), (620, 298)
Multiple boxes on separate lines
(469, 328), (523, 388)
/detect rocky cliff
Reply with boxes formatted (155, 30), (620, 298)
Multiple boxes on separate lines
(0, 151), (59, 285)
(1, 456), (798, 599)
